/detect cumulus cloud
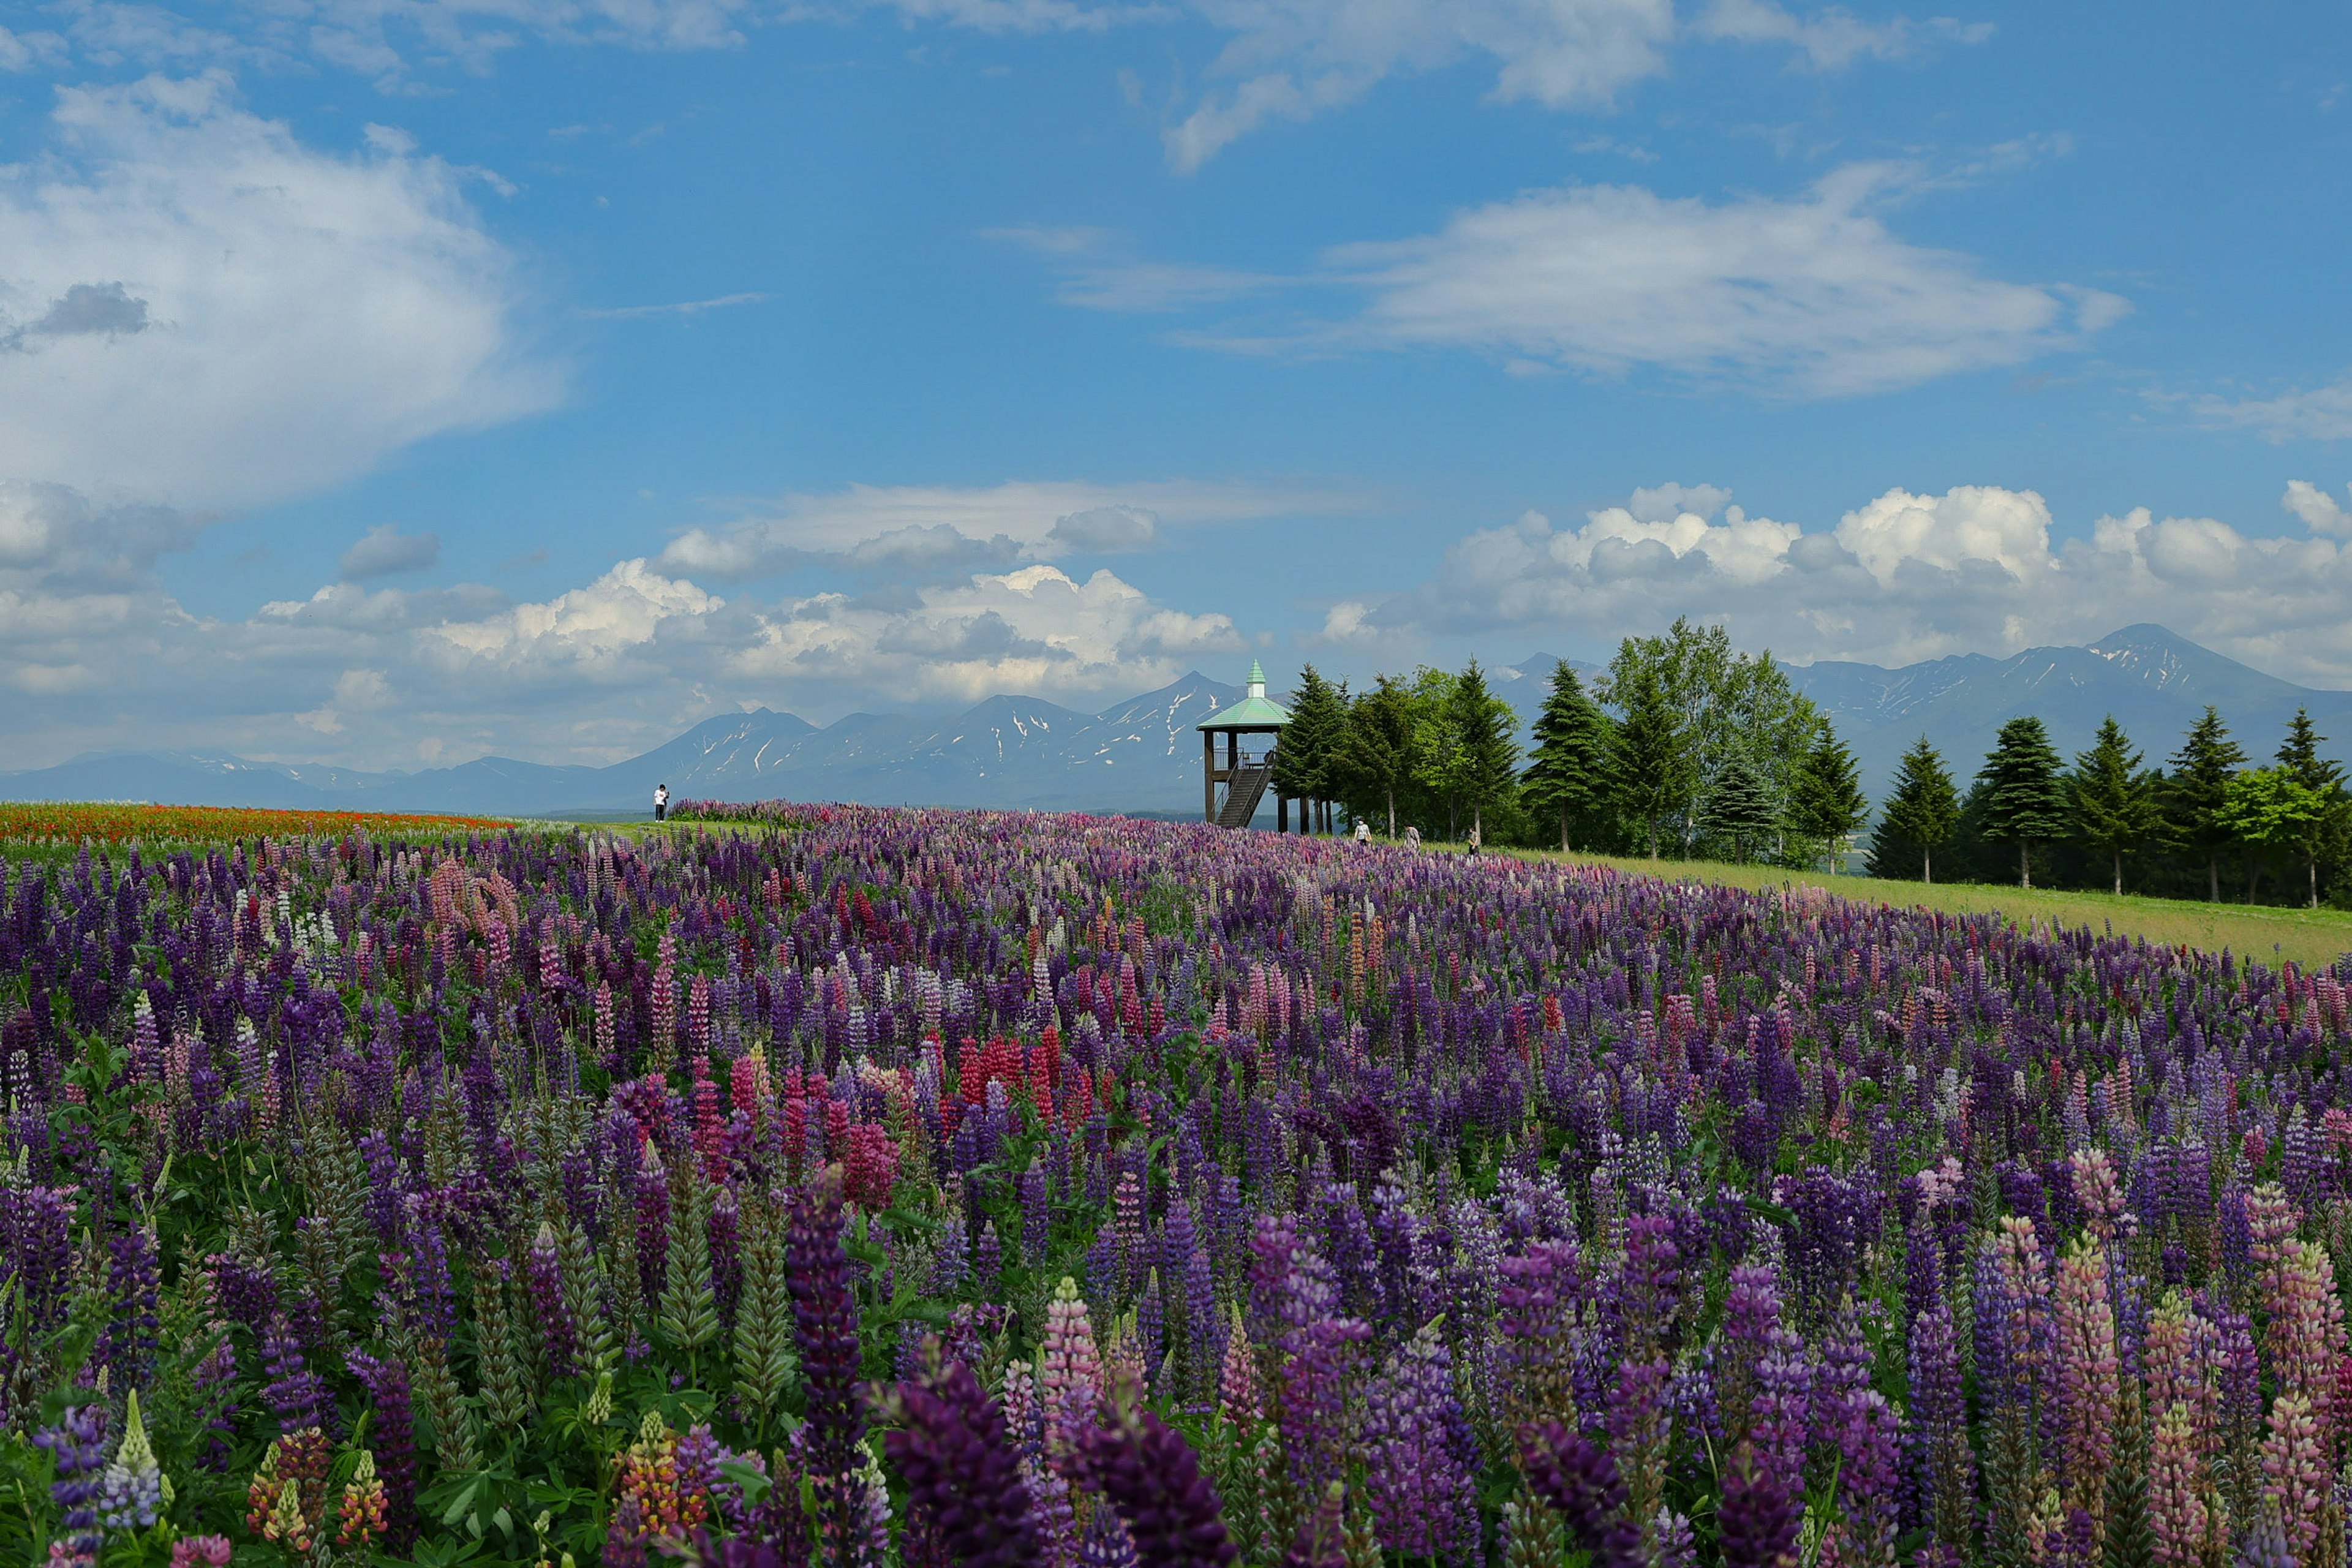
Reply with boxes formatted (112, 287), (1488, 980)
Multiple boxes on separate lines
(0, 73), (554, 510)
(2283, 480), (2352, 538)
(1348, 480), (2352, 686)
(658, 478), (1353, 580)
(2, 491), (1250, 767)
(731, 562), (1242, 705)
(339, 524), (442, 579)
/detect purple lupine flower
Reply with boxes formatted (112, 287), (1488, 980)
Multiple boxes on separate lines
(1246, 1213), (1370, 1507)
(1361, 1320), (1479, 1561)
(1517, 1420), (1643, 1568)
(1716, 1439), (1798, 1568)
(92, 1223), (160, 1389)
(260, 1311), (334, 1435)
(525, 1221), (578, 1381)
(1078, 1406), (1239, 1568)
(1715, 1259), (1784, 1447)
(348, 1351), (419, 1549)
(1906, 1296), (1973, 1548)
(35, 1404), (107, 1564)
(1751, 1324), (1815, 1496)
(786, 1170), (866, 1553)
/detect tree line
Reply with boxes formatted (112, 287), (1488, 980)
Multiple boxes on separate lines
(1265, 617), (2352, 907)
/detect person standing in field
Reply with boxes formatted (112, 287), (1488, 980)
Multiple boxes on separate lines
(1354, 820), (1371, 845)
(654, 783), (669, 822)
(1467, 825), (1482, 856)
(1403, 824), (1420, 850)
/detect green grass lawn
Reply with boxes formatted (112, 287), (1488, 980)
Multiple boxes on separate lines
(1506, 846), (2352, 968)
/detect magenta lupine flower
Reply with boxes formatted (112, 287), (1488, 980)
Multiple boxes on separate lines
(2147, 1400), (2213, 1568)
(2054, 1238), (2119, 1507)
(2261, 1393), (2329, 1562)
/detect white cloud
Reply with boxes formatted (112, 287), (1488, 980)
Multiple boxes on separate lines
(579, 292), (770, 320)
(2198, 381), (2352, 443)
(0, 74), (555, 510)
(730, 562), (1242, 704)
(1351, 480), (2352, 685)
(423, 559), (724, 676)
(1165, 0), (1673, 171)
(1690, 0), (1991, 70)
(2283, 480), (2352, 538)
(658, 478), (1354, 579)
(1313, 166), (2124, 394)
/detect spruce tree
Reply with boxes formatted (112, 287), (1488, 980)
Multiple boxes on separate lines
(1701, 753), (1779, 863)
(1978, 716), (2071, 888)
(2070, 715), (2164, 896)
(1789, 727), (1869, 871)
(1447, 658), (1521, 842)
(1876, 737), (1961, 883)
(2164, 706), (2245, 902)
(1521, 661), (1615, 853)
(1607, 656), (1696, 859)
(1340, 675), (1417, 837)
(1272, 666), (1345, 832)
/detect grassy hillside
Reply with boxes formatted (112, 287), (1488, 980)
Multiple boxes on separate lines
(1516, 847), (2352, 968)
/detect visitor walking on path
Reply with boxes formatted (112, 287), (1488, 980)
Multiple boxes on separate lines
(654, 783), (669, 822)
(1354, 820), (1371, 845)
(1467, 826), (1482, 856)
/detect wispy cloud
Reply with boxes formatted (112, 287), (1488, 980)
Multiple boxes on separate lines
(580, 291), (772, 320)
(2192, 379), (2352, 443)
(1011, 165), (2125, 397)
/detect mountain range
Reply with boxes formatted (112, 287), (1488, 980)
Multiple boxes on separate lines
(6, 625), (2347, 820)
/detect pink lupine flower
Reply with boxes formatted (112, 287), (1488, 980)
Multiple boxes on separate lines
(2054, 1239), (2118, 1509)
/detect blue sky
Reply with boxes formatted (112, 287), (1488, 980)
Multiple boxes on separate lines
(5, 0), (2352, 769)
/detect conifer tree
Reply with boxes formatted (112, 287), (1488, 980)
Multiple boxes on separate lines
(1978, 716), (2071, 888)
(1340, 675), (1417, 838)
(1606, 655), (1696, 859)
(1521, 662), (1615, 853)
(2070, 715), (2164, 895)
(1700, 753), (1779, 863)
(1789, 728), (1869, 870)
(1272, 666), (1346, 832)
(1876, 737), (1961, 883)
(1446, 658), (1521, 842)
(2164, 706), (2245, 902)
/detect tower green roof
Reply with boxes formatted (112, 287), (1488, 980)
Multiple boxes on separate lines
(1197, 660), (1292, 731)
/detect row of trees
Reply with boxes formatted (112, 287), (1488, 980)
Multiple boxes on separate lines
(1872, 707), (2350, 905)
(1267, 620), (1871, 869)
(1265, 620), (2352, 906)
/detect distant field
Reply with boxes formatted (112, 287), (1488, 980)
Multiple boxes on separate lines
(1509, 846), (2352, 968)
(0, 801), (513, 846)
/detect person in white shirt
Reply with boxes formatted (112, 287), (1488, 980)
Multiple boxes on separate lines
(1403, 824), (1421, 850)
(1353, 820), (1371, 845)
(654, 783), (669, 823)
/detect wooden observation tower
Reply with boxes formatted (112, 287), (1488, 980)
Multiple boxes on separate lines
(1198, 661), (1291, 829)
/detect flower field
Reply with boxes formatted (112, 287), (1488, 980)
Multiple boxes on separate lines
(1, 802), (2350, 1568)
(0, 804), (511, 848)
